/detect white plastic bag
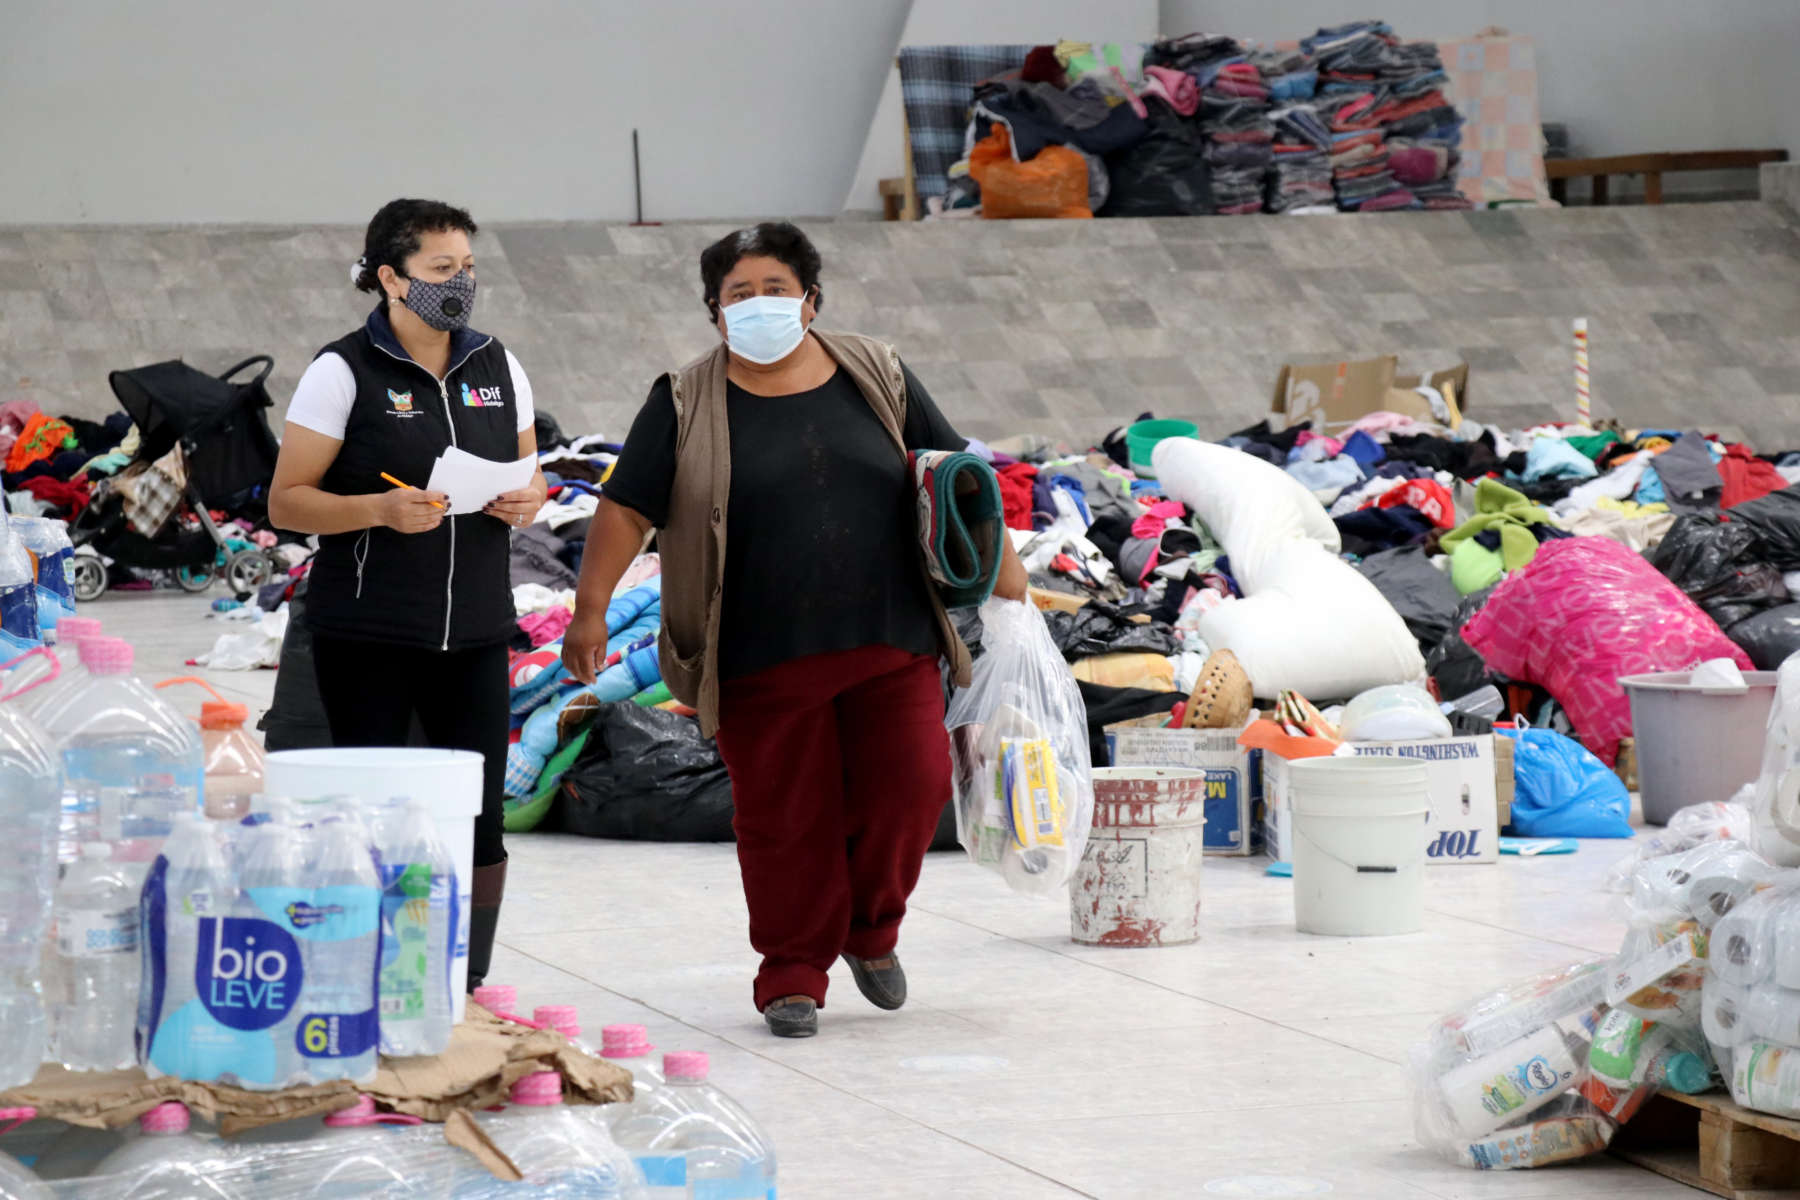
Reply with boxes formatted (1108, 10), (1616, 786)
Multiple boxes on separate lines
(1751, 655), (1800, 867)
(944, 597), (1094, 897)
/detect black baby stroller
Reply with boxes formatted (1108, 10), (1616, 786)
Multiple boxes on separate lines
(68, 355), (283, 602)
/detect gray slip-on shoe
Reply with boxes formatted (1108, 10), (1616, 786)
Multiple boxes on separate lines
(842, 954), (907, 1011)
(762, 996), (818, 1038)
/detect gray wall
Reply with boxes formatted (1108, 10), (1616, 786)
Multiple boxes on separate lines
(1158, 0), (1800, 200)
(9, 203), (1800, 450)
(0, 0), (908, 224)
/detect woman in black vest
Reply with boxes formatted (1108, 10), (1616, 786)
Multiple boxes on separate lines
(269, 198), (545, 991)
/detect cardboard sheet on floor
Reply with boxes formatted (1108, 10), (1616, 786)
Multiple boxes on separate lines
(1270, 357), (1469, 430)
(0, 1003), (633, 1134)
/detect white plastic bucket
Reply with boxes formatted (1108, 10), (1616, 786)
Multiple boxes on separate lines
(264, 748), (482, 1021)
(1072, 767), (1206, 947)
(1289, 757), (1429, 937)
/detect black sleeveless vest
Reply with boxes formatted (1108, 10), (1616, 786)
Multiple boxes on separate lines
(305, 306), (519, 651)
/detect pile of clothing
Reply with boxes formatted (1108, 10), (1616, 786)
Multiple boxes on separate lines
(1266, 76), (1333, 214)
(1371, 41), (1468, 210)
(1148, 35), (1273, 215)
(1, 404), (136, 519)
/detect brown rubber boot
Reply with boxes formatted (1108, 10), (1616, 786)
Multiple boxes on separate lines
(465, 857), (507, 993)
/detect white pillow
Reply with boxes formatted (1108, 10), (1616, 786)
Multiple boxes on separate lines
(1153, 438), (1340, 591)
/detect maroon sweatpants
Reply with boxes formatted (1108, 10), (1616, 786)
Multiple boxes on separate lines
(715, 645), (950, 1012)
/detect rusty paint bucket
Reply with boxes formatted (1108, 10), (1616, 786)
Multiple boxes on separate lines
(1070, 767), (1207, 947)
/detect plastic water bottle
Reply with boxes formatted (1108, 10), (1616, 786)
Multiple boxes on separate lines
(227, 811), (309, 1088)
(12, 618), (101, 724)
(36, 638), (203, 865)
(0, 1145), (49, 1200)
(473, 984), (518, 1018)
(301, 811), (382, 1084)
(660, 1052), (777, 1200)
(464, 1071), (643, 1197)
(198, 703), (262, 822)
(89, 1102), (239, 1199)
(376, 797), (455, 1057)
(587, 1025), (664, 1138)
(139, 812), (233, 1080)
(0, 516), (41, 658)
(50, 842), (140, 1071)
(0, 700), (59, 1089)
(242, 1096), (440, 1197)
(9, 518), (73, 640)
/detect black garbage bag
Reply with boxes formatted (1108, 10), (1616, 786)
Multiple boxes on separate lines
(1358, 545), (1461, 654)
(1728, 603), (1800, 670)
(1098, 101), (1213, 217)
(1650, 514), (1788, 626)
(1425, 587), (1497, 700)
(1730, 488), (1800, 571)
(556, 703), (736, 841)
(1043, 603), (1180, 660)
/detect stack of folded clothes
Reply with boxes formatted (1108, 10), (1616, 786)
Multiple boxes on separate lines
(1371, 42), (1470, 210)
(1326, 93), (1414, 212)
(1267, 102), (1334, 213)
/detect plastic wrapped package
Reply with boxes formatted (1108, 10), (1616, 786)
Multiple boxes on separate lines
(1579, 1009), (1714, 1123)
(1604, 797), (1755, 894)
(44, 1123), (467, 1198)
(1750, 655), (1800, 867)
(1410, 960), (1611, 1168)
(1703, 881), (1800, 1116)
(944, 598), (1095, 896)
(1463, 537), (1752, 766)
(1339, 684), (1452, 741)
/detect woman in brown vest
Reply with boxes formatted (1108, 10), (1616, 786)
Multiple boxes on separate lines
(564, 223), (1027, 1037)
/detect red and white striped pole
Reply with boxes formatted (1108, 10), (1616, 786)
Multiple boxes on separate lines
(1574, 317), (1591, 427)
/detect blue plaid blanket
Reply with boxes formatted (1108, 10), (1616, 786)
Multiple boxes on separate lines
(898, 44), (1032, 207)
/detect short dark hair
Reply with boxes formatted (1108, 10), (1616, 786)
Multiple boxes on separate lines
(699, 222), (824, 319)
(353, 198), (478, 295)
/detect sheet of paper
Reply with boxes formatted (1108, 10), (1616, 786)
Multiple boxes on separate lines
(425, 447), (537, 516)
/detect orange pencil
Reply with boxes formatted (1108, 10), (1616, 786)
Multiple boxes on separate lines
(379, 472), (446, 510)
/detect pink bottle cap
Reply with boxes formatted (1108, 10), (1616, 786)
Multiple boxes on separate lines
(140, 1102), (189, 1133)
(85, 638), (133, 676)
(472, 984), (516, 1015)
(602, 1025), (653, 1059)
(663, 1051), (710, 1083)
(323, 1096), (378, 1127)
(508, 1071), (563, 1107)
(533, 1005), (580, 1038)
(55, 617), (102, 645)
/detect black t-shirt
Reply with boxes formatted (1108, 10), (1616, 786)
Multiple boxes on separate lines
(604, 361), (964, 681)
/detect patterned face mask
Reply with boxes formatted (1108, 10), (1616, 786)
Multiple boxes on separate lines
(400, 268), (477, 332)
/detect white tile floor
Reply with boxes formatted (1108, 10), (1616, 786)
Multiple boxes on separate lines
(91, 590), (1693, 1200)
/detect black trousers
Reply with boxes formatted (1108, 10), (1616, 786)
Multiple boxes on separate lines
(311, 633), (509, 867)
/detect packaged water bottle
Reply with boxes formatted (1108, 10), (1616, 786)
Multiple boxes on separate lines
(50, 842), (140, 1071)
(0, 1123), (49, 1200)
(243, 1095), (444, 1197)
(660, 1052), (777, 1200)
(89, 1102), (239, 1199)
(36, 638), (203, 866)
(463, 1071), (643, 1197)
(0, 516), (41, 658)
(0, 693), (59, 1089)
(198, 703), (262, 822)
(472, 984), (518, 1018)
(297, 810), (382, 1084)
(145, 810), (303, 1089)
(9, 518), (73, 640)
(585, 1025), (664, 1136)
(376, 797), (455, 1057)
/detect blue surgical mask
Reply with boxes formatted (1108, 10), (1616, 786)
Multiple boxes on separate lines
(722, 295), (807, 365)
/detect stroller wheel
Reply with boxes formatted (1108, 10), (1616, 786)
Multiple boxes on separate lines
(70, 552), (108, 603)
(225, 548), (274, 594)
(175, 565), (215, 593)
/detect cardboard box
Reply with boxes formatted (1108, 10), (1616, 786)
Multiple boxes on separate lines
(1104, 720), (1261, 856)
(1262, 735), (1499, 866)
(1270, 357), (1470, 431)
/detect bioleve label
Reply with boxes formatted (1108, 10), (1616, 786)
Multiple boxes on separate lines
(196, 916), (303, 1030)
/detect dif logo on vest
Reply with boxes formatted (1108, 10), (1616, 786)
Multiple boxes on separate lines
(460, 381), (504, 408)
(197, 917), (303, 1030)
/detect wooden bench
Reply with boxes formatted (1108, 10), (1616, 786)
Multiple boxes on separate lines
(1547, 149), (1788, 206)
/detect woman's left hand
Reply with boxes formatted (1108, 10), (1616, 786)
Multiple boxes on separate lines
(485, 485), (545, 530)
(993, 537), (1029, 602)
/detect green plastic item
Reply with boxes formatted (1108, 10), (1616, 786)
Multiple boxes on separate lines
(502, 729), (590, 832)
(1125, 419), (1199, 478)
(632, 681), (674, 707)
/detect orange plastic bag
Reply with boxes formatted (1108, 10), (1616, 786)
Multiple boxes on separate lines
(968, 126), (1092, 220)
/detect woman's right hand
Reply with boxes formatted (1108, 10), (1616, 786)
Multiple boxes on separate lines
(562, 611), (611, 684)
(373, 489), (449, 534)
